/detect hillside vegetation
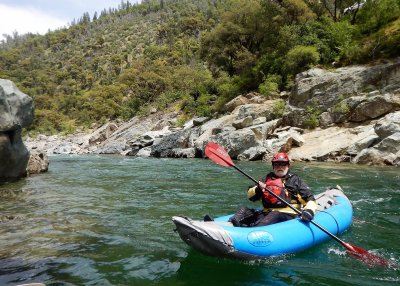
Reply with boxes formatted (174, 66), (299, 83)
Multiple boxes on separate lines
(0, 0), (399, 135)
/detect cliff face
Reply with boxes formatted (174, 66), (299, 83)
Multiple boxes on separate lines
(0, 79), (34, 179)
(283, 58), (400, 128)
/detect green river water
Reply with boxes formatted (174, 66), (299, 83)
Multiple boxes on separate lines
(0, 155), (399, 286)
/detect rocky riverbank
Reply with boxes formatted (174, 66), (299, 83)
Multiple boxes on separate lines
(25, 58), (400, 168)
(2, 58), (400, 180)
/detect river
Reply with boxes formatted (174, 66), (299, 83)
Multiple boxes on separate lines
(0, 155), (399, 285)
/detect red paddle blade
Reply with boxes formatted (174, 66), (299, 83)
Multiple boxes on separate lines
(205, 142), (234, 167)
(344, 243), (395, 268)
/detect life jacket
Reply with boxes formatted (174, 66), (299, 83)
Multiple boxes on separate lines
(262, 176), (293, 208)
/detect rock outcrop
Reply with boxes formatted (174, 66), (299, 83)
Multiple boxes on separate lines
(283, 59), (400, 128)
(0, 79), (34, 179)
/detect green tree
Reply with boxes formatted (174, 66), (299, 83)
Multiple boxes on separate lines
(201, 0), (269, 76)
(356, 0), (400, 32)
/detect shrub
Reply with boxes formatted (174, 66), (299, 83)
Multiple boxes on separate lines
(259, 74), (282, 98)
(156, 90), (185, 110)
(195, 94), (212, 117)
(61, 119), (77, 134)
(33, 109), (70, 134)
(272, 99), (286, 118)
(304, 105), (320, 129)
(285, 45), (320, 75)
(333, 99), (350, 114)
(176, 114), (191, 127)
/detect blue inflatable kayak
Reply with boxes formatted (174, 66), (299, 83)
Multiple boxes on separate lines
(172, 187), (353, 259)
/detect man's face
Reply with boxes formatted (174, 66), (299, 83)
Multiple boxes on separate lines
(272, 162), (289, 177)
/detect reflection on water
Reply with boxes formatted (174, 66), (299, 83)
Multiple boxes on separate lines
(0, 155), (399, 285)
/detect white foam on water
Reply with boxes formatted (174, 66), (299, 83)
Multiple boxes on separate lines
(327, 247), (347, 256)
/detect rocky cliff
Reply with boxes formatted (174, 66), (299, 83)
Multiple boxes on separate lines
(0, 79), (34, 179)
(26, 58), (400, 167)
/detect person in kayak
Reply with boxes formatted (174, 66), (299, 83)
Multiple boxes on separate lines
(229, 152), (317, 227)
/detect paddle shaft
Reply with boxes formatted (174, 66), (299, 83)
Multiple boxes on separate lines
(231, 163), (350, 248)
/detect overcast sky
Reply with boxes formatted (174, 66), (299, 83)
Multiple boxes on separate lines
(0, 0), (141, 41)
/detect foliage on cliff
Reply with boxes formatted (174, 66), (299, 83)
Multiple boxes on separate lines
(0, 0), (399, 134)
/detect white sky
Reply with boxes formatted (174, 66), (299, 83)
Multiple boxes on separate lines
(0, 0), (141, 41)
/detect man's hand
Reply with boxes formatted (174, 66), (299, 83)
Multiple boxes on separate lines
(300, 209), (314, 222)
(257, 181), (266, 190)
(247, 182), (265, 201)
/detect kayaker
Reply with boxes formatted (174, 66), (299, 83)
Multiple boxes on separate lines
(229, 152), (318, 227)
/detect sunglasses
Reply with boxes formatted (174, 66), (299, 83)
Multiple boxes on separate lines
(272, 162), (289, 167)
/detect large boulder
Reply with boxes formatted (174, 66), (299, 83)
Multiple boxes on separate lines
(211, 128), (260, 159)
(290, 59), (400, 110)
(151, 128), (197, 157)
(0, 79), (34, 179)
(288, 125), (375, 162)
(374, 111), (400, 138)
(283, 59), (400, 128)
(352, 112), (400, 166)
(348, 93), (400, 122)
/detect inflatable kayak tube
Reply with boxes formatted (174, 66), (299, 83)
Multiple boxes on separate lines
(172, 187), (353, 260)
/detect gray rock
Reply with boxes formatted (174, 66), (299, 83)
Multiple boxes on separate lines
(211, 126), (236, 135)
(232, 116), (253, 129)
(352, 148), (384, 165)
(95, 141), (127, 154)
(0, 129), (30, 178)
(151, 129), (192, 157)
(27, 149), (49, 174)
(253, 117), (267, 125)
(0, 79), (34, 179)
(281, 105), (309, 128)
(291, 59), (400, 111)
(129, 134), (155, 148)
(234, 101), (279, 121)
(250, 119), (281, 141)
(193, 117), (210, 126)
(53, 142), (81, 154)
(374, 111), (400, 138)
(224, 95), (249, 112)
(237, 146), (267, 161)
(349, 94), (400, 122)
(265, 128), (304, 154)
(171, 148), (196, 158)
(289, 125), (376, 162)
(0, 79), (34, 131)
(88, 123), (118, 145)
(393, 151), (400, 166)
(212, 129), (259, 158)
(318, 112), (333, 128)
(286, 59), (400, 127)
(136, 146), (152, 157)
(347, 134), (380, 155)
(374, 132), (400, 154)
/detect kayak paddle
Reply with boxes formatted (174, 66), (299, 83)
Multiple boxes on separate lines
(204, 142), (394, 268)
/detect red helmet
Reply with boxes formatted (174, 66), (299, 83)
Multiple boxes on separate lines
(271, 152), (289, 163)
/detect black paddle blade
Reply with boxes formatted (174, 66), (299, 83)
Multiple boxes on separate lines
(344, 243), (395, 268)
